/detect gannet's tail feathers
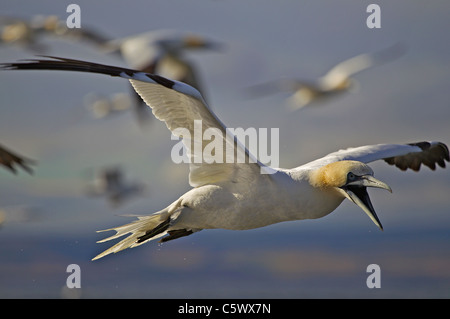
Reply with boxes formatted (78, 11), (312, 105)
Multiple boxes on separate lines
(92, 213), (170, 261)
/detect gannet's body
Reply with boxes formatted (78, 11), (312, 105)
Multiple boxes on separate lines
(163, 168), (338, 232)
(1, 57), (447, 260)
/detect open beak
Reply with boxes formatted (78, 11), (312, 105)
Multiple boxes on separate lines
(341, 175), (392, 230)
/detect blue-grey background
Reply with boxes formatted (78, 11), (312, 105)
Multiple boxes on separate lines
(0, 0), (449, 298)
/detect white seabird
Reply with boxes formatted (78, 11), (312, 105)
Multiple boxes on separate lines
(246, 44), (406, 110)
(1, 57), (448, 261)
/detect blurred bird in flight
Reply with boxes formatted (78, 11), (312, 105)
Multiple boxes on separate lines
(1, 17), (222, 125)
(246, 43), (406, 110)
(0, 15), (109, 52)
(85, 166), (146, 208)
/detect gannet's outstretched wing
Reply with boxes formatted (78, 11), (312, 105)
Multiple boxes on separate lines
(1, 56), (266, 186)
(303, 141), (449, 172)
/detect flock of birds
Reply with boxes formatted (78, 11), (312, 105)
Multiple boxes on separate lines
(0, 15), (222, 207)
(0, 15), (448, 260)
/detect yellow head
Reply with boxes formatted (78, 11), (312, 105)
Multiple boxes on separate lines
(310, 161), (373, 188)
(310, 160), (392, 230)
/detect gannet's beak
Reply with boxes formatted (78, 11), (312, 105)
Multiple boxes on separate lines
(341, 175), (392, 231)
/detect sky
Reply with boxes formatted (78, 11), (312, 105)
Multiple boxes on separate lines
(0, 0), (449, 298)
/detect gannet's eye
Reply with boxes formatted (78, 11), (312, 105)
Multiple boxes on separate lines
(347, 172), (356, 181)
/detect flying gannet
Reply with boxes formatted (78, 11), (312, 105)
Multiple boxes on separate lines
(245, 44), (406, 110)
(0, 15), (50, 52)
(0, 143), (35, 174)
(103, 30), (223, 124)
(85, 166), (146, 208)
(0, 15), (110, 53)
(104, 30), (222, 89)
(1, 57), (447, 260)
